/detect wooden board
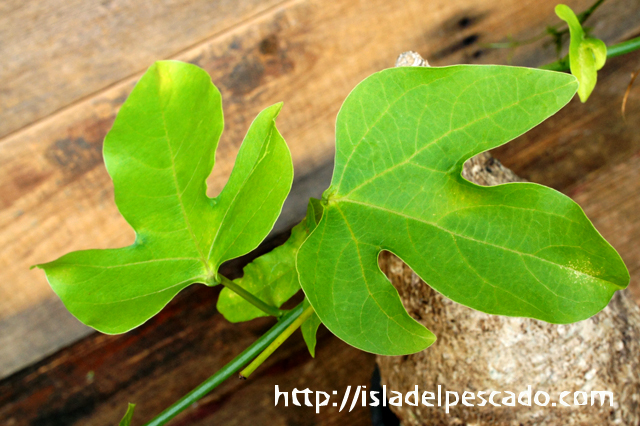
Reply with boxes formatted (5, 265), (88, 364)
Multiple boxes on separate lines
(1, 0), (640, 379)
(0, 0), (286, 138)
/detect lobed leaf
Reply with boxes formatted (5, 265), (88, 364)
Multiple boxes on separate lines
(297, 65), (629, 356)
(36, 61), (293, 334)
(556, 4), (607, 102)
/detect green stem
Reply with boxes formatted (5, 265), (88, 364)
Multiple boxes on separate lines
(142, 303), (304, 426)
(482, 33), (547, 49)
(606, 36), (640, 59)
(218, 275), (286, 318)
(484, 0), (607, 51)
(576, 0), (606, 24)
(239, 305), (315, 379)
(540, 36), (640, 71)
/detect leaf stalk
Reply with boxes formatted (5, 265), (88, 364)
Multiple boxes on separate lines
(239, 304), (315, 379)
(218, 275), (287, 318)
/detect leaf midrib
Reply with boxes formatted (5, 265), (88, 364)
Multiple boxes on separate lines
(157, 76), (210, 271)
(337, 198), (622, 290)
(206, 123), (276, 266)
(333, 204), (435, 343)
(72, 275), (205, 305)
(335, 72), (455, 190)
(335, 80), (577, 198)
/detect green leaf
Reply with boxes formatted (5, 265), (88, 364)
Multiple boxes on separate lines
(556, 4), (607, 102)
(119, 403), (136, 426)
(297, 65), (629, 356)
(217, 199), (324, 323)
(301, 297), (322, 357)
(36, 61), (293, 334)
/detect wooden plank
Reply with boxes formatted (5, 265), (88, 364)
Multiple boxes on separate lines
(1, 0), (640, 377)
(0, 296), (90, 379)
(0, 0), (286, 138)
(0, 281), (376, 426)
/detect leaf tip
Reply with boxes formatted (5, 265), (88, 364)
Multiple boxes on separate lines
(118, 403), (136, 426)
(30, 261), (50, 271)
(554, 3), (570, 17)
(269, 101), (284, 118)
(578, 92), (589, 103)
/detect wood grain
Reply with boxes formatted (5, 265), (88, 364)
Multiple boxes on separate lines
(0, 0), (286, 138)
(1, 0), (639, 378)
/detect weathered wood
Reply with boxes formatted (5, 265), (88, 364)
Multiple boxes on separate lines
(0, 296), (90, 381)
(0, 0), (286, 138)
(1, 0), (640, 380)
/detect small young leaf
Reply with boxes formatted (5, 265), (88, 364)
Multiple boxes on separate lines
(119, 403), (136, 426)
(217, 199), (324, 322)
(217, 220), (308, 322)
(297, 65), (629, 356)
(556, 4), (607, 102)
(36, 61), (293, 334)
(218, 198), (325, 359)
(301, 298), (322, 357)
